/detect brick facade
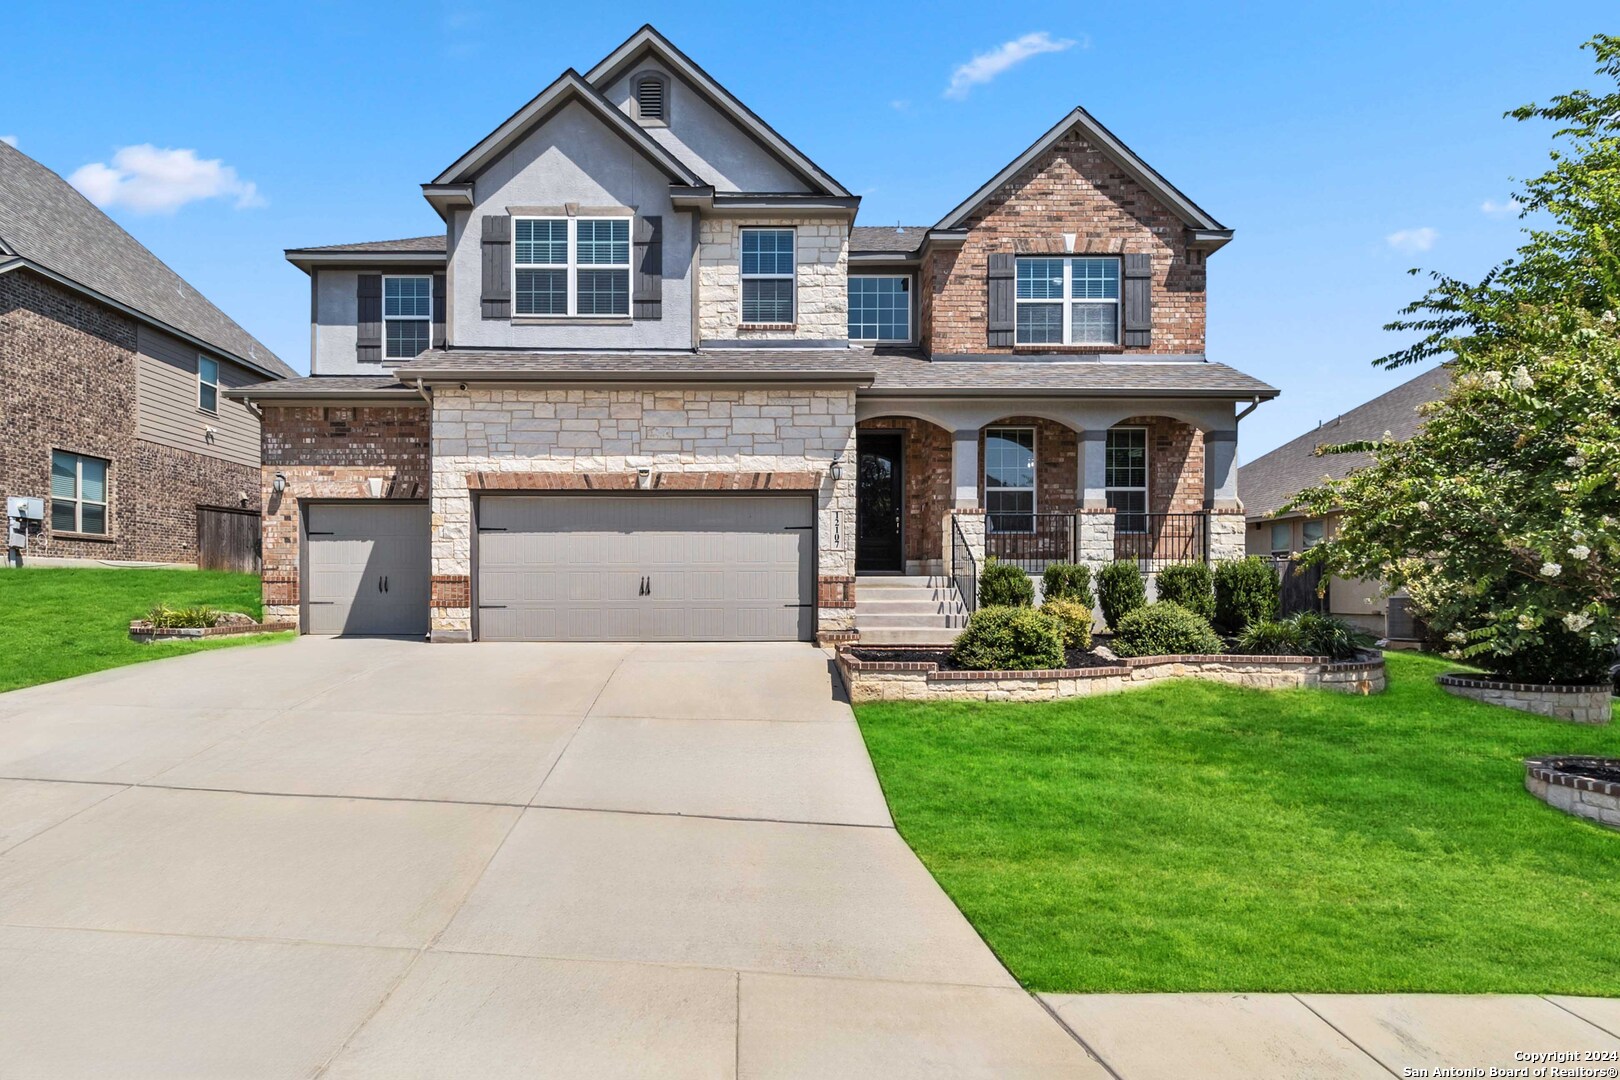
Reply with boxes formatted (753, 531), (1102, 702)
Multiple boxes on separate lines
(1, 269), (259, 565)
(857, 417), (952, 568)
(258, 404), (431, 623)
(920, 128), (1205, 356)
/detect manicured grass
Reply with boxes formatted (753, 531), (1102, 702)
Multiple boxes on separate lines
(0, 568), (291, 693)
(854, 652), (1620, 995)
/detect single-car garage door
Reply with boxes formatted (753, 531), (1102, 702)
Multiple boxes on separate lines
(305, 503), (430, 636)
(476, 495), (814, 641)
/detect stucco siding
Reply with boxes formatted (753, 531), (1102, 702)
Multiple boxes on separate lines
(135, 323), (261, 468)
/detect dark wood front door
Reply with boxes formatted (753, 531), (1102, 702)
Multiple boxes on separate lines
(856, 432), (904, 572)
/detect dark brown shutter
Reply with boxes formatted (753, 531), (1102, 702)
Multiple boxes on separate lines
(633, 215), (663, 320)
(481, 215), (511, 320)
(1122, 253), (1152, 347)
(356, 274), (382, 363)
(986, 252), (1014, 347)
(432, 272), (447, 348)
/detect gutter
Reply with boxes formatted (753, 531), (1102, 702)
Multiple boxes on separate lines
(402, 368), (877, 385)
(858, 386), (1282, 401)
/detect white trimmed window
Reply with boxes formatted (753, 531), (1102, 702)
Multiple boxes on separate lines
(197, 355), (219, 412)
(740, 227), (795, 324)
(383, 276), (432, 359)
(984, 427), (1036, 534)
(848, 276), (910, 341)
(50, 450), (109, 535)
(1105, 427), (1148, 534)
(513, 217), (630, 317)
(1271, 521), (1293, 556)
(1016, 256), (1120, 345)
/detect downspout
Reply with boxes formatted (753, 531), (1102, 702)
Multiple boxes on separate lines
(1234, 395), (1261, 423)
(413, 378), (432, 405)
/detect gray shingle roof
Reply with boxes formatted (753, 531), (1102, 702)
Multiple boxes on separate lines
(286, 235), (447, 255)
(850, 226), (929, 254)
(867, 353), (1277, 396)
(0, 141), (293, 379)
(227, 375), (420, 400)
(1239, 365), (1450, 518)
(393, 349), (878, 381)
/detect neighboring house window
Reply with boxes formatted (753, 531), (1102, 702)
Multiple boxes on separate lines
(50, 450), (109, 535)
(984, 427), (1036, 534)
(1015, 256), (1120, 346)
(383, 276), (432, 358)
(740, 228), (795, 324)
(513, 218), (630, 317)
(1105, 427), (1148, 534)
(1302, 519), (1325, 548)
(634, 74), (667, 123)
(197, 356), (219, 412)
(848, 276), (910, 342)
(1271, 522), (1293, 556)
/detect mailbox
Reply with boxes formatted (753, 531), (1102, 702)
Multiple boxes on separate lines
(7, 497), (44, 521)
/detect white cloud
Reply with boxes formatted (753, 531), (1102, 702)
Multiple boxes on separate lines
(68, 145), (264, 214)
(0, 135), (16, 148)
(889, 99), (912, 112)
(945, 31), (1078, 100)
(1480, 197), (1522, 217)
(1386, 227), (1437, 254)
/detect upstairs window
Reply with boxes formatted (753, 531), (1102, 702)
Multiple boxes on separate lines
(848, 276), (911, 342)
(1105, 427), (1148, 534)
(383, 275), (432, 358)
(513, 217), (630, 317)
(197, 355), (219, 412)
(1271, 521), (1293, 557)
(1016, 256), (1119, 346)
(634, 73), (668, 124)
(741, 228), (795, 324)
(50, 450), (109, 535)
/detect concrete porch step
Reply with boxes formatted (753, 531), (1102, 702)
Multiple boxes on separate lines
(855, 613), (968, 630)
(856, 599), (966, 617)
(856, 627), (966, 646)
(854, 575), (954, 589)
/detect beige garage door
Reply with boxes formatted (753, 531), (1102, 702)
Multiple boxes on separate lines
(475, 495), (814, 642)
(305, 503), (430, 636)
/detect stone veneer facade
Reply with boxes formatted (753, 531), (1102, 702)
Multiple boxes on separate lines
(697, 219), (849, 342)
(429, 386), (857, 640)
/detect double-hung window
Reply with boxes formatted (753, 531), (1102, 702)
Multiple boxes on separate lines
(383, 276), (432, 358)
(513, 217), (630, 317)
(197, 356), (219, 412)
(984, 427), (1036, 534)
(740, 228), (794, 324)
(848, 276), (910, 342)
(1105, 427), (1148, 534)
(1302, 519), (1325, 549)
(50, 450), (109, 535)
(1015, 256), (1120, 345)
(1270, 522), (1293, 557)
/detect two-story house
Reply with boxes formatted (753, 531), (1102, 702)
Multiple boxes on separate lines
(1, 141), (294, 570)
(234, 25), (1276, 643)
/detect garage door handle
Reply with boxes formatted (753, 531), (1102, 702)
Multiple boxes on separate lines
(478, 604), (507, 610)
(307, 531), (334, 536)
(383, 575), (389, 593)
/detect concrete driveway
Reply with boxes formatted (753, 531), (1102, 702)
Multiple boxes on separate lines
(0, 637), (1099, 1079)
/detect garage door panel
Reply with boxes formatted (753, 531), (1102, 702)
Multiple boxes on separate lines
(475, 495), (813, 642)
(305, 503), (430, 637)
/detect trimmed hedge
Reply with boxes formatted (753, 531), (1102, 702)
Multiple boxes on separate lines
(1214, 556), (1280, 632)
(979, 559), (1035, 608)
(1097, 560), (1147, 632)
(1040, 597), (1093, 651)
(1040, 562), (1094, 607)
(1112, 602), (1225, 658)
(1155, 562), (1215, 620)
(950, 606), (1065, 671)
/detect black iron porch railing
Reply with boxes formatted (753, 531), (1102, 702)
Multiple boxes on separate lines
(985, 512), (1074, 572)
(1113, 512), (1208, 572)
(951, 513), (978, 614)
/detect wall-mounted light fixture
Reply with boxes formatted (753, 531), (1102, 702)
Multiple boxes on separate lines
(272, 472), (287, 494)
(829, 460), (843, 482)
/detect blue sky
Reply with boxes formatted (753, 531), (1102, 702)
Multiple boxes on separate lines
(3, 2), (1612, 456)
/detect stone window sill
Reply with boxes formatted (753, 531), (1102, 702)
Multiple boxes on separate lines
(50, 530), (116, 543)
(1012, 344), (1125, 354)
(738, 323), (797, 331)
(511, 317), (633, 326)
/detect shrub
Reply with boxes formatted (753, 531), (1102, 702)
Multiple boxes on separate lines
(1234, 618), (1304, 656)
(1097, 560), (1146, 631)
(1112, 602), (1225, 658)
(1154, 562), (1215, 620)
(1213, 557), (1280, 631)
(1040, 562), (1094, 607)
(1040, 597), (1093, 651)
(979, 558), (1034, 608)
(147, 604), (220, 629)
(1290, 612), (1375, 660)
(950, 606), (1065, 671)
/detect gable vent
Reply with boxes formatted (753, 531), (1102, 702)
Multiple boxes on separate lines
(636, 76), (666, 122)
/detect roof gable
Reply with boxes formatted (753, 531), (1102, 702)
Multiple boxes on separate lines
(0, 141), (292, 378)
(934, 107), (1226, 236)
(584, 25), (850, 197)
(432, 69), (704, 187)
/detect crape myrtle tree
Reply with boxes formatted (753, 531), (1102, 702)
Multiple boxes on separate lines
(1290, 36), (1620, 684)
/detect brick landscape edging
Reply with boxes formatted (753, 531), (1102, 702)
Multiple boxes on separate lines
(1525, 757), (1620, 830)
(129, 620), (296, 642)
(1438, 673), (1612, 725)
(837, 648), (1386, 702)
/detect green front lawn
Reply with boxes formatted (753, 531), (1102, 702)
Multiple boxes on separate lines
(854, 651), (1620, 995)
(0, 568), (291, 693)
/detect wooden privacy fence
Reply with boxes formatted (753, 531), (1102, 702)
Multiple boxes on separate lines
(197, 506), (261, 573)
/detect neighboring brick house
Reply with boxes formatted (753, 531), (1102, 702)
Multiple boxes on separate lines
(0, 141), (294, 568)
(235, 24), (1276, 643)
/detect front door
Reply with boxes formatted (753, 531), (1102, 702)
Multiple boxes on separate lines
(856, 432), (903, 572)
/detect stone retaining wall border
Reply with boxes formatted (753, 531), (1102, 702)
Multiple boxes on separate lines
(1438, 673), (1612, 725)
(1525, 757), (1620, 830)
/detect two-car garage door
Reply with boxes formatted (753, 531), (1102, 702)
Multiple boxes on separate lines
(476, 495), (814, 642)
